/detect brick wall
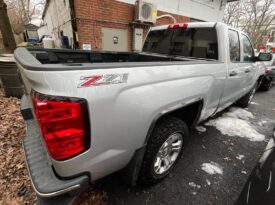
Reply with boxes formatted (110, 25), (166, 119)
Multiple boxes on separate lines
(74, 0), (190, 51)
(156, 11), (190, 26)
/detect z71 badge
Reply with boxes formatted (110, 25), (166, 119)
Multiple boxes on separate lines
(78, 73), (129, 87)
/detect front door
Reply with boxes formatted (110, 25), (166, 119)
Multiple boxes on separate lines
(220, 29), (246, 109)
(238, 33), (258, 94)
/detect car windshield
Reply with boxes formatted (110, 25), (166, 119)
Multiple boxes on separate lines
(143, 27), (218, 60)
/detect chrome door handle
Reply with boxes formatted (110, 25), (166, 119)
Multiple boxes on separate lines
(245, 69), (251, 73)
(229, 71), (238, 76)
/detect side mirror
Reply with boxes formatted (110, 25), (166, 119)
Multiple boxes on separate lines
(257, 52), (272, 61)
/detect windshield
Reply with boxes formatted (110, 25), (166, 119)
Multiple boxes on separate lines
(143, 27), (218, 60)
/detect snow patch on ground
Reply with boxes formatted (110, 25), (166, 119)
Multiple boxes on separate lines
(250, 102), (259, 105)
(236, 154), (245, 160)
(201, 162), (223, 175)
(241, 170), (247, 175)
(188, 182), (201, 189)
(258, 120), (267, 126)
(206, 179), (211, 186)
(196, 126), (207, 133)
(224, 107), (254, 120)
(205, 107), (265, 142)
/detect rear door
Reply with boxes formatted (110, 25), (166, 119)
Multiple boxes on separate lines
(221, 29), (244, 106)
(238, 33), (258, 94)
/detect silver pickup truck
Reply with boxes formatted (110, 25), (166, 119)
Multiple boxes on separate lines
(14, 22), (271, 204)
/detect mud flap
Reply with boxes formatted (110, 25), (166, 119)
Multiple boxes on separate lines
(121, 145), (147, 187)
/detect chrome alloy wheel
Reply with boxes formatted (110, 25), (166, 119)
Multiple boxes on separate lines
(153, 132), (183, 175)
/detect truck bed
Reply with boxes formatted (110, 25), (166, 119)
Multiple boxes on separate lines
(14, 48), (219, 71)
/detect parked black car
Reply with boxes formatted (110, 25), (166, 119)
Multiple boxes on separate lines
(259, 53), (275, 91)
(236, 128), (275, 205)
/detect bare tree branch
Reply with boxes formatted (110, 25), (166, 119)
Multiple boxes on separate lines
(5, 0), (45, 33)
(223, 0), (275, 48)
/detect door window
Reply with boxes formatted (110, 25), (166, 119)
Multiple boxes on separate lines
(228, 30), (240, 62)
(241, 34), (254, 62)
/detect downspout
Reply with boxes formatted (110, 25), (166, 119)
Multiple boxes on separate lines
(69, 0), (78, 49)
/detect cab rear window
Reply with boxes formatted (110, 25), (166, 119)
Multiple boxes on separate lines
(143, 27), (218, 60)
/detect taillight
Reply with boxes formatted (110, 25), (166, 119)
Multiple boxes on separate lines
(265, 67), (272, 73)
(31, 90), (90, 160)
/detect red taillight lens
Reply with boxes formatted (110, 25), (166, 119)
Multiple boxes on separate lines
(31, 91), (90, 160)
(173, 24), (180, 29)
(265, 67), (272, 73)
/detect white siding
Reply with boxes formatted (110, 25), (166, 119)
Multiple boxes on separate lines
(37, 25), (50, 39)
(116, 0), (226, 22)
(43, 0), (73, 48)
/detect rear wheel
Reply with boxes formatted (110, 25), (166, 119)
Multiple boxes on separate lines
(138, 116), (189, 186)
(236, 83), (257, 108)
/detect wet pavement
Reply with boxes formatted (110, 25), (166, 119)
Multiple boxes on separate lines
(94, 86), (275, 205)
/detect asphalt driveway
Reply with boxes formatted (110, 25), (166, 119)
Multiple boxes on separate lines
(92, 86), (275, 205)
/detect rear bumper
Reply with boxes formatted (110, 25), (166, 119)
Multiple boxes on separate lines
(21, 95), (89, 200)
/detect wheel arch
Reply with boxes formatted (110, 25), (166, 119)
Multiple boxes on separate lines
(144, 99), (204, 144)
(121, 99), (203, 186)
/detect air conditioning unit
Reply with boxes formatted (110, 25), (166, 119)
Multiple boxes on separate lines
(135, 0), (157, 24)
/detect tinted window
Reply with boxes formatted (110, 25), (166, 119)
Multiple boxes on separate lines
(143, 29), (171, 55)
(241, 34), (254, 62)
(143, 27), (218, 60)
(228, 30), (240, 62)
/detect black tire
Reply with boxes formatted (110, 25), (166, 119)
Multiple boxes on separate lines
(236, 83), (257, 108)
(138, 116), (189, 186)
(259, 80), (272, 91)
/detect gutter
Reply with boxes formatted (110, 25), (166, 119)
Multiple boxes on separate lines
(69, 0), (79, 49)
